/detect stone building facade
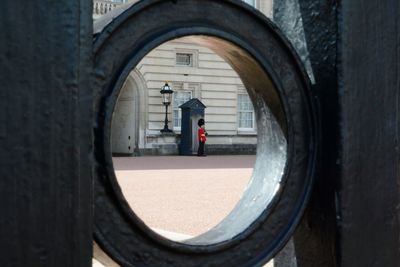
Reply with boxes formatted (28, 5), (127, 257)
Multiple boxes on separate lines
(94, 0), (273, 155)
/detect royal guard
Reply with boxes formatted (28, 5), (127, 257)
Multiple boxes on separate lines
(197, 118), (207, 156)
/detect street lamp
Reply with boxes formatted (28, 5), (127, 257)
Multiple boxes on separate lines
(160, 82), (174, 133)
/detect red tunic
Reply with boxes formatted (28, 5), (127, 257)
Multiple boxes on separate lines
(198, 127), (206, 142)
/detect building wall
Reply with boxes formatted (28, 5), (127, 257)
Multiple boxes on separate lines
(96, 0), (274, 155)
(139, 39), (246, 136)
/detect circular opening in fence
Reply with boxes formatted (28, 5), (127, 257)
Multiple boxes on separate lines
(94, 2), (317, 265)
(108, 35), (287, 246)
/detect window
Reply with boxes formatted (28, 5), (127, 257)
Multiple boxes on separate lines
(242, 0), (256, 7)
(175, 49), (198, 67)
(238, 94), (255, 130)
(173, 91), (192, 129)
(176, 53), (193, 66)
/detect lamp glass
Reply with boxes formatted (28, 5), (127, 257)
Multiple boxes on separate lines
(161, 83), (173, 105)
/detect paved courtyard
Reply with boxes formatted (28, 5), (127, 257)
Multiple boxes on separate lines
(94, 155), (273, 267)
(114, 155), (255, 236)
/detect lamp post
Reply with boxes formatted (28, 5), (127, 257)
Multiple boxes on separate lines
(160, 82), (174, 133)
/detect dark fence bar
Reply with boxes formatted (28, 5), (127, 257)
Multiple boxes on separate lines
(0, 0), (399, 266)
(0, 1), (93, 266)
(338, 1), (400, 266)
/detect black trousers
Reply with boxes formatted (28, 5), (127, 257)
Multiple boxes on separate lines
(197, 141), (205, 156)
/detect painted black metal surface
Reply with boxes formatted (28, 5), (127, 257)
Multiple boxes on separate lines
(0, 1), (93, 266)
(0, 0), (397, 266)
(275, 1), (339, 266)
(276, 0), (400, 266)
(338, 0), (400, 266)
(92, 0), (319, 266)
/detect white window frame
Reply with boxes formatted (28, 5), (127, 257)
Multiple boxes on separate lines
(173, 91), (193, 131)
(237, 93), (255, 131)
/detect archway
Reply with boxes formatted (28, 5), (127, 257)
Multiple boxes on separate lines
(111, 78), (136, 155)
(111, 68), (148, 156)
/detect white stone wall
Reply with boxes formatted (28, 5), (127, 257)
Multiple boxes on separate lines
(104, 0), (274, 154)
(138, 38), (245, 137)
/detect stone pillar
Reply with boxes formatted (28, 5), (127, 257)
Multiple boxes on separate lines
(0, 1), (93, 266)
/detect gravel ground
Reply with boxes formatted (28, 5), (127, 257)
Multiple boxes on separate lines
(94, 155), (274, 267)
(114, 155), (255, 236)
